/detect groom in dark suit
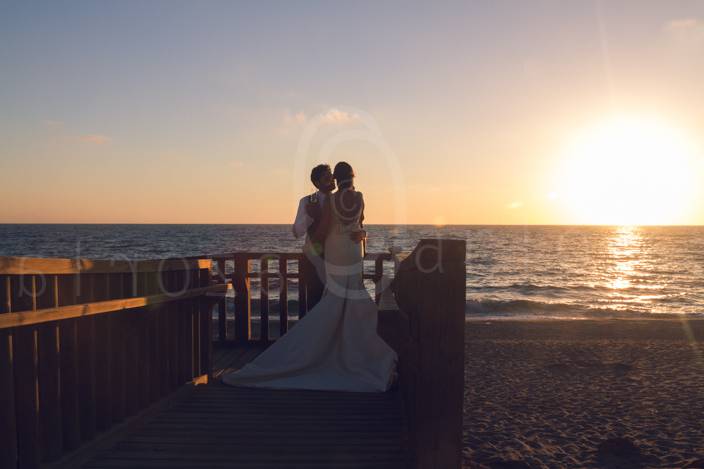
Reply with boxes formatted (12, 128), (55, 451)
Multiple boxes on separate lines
(292, 164), (335, 313)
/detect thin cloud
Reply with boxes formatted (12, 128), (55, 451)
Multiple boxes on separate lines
(77, 134), (110, 145)
(319, 108), (360, 125)
(663, 18), (704, 44)
(506, 201), (524, 210)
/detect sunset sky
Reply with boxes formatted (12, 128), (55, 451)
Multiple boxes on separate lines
(2, 1), (704, 225)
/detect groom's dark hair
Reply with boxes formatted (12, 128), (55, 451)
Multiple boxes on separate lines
(310, 164), (331, 186)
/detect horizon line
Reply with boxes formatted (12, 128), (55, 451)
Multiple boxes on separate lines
(1, 222), (703, 228)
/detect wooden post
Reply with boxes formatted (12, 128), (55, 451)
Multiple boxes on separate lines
(109, 274), (127, 424)
(56, 276), (81, 451)
(260, 258), (269, 343)
(37, 276), (62, 462)
(37, 323), (62, 461)
(215, 258), (227, 342)
(297, 256), (306, 320)
(233, 254), (251, 343)
(392, 239), (466, 469)
(13, 326), (40, 469)
(93, 275), (112, 432)
(374, 256), (384, 304)
(1, 275), (10, 313)
(0, 329), (17, 469)
(198, 268), (212, 379)
(279, 257), (288, 337)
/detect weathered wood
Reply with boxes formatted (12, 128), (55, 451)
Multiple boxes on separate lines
(0, 284), (227, 330)
(108, 274), (126, 424)
(260, 258), (269, 343)
(179, 300), (194, 383)
(215, 258), (227, 342)
(124, 309), (140, 417)
(393, 238), (466, 469)
(297, 259), (306, 320)
(77, 346), (407, 469)
(59, 319), (81, 451)
(0, 257), (212, 276)
(279, 258), (288, 337)
(37, 322), (62, 461)
(1, 275), (10, 313)
(13, 326), (40, 469)
(0, 329), (17, 468)
(233, 255), (251, 342)
(374, 257), (384, 304)
(77, 320), (97, 441)
(110, 310), (127, 424)
(94, 275), (112, 432)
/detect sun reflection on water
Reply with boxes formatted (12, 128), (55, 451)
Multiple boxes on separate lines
(608, 226), (641, 291)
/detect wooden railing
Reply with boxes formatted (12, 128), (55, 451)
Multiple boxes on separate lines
(0, 241), (466, 469)
(0, 257), (225, 469)
(204, 252), (392, 344)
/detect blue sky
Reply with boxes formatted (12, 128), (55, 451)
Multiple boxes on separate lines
(2, 1), (704, 224)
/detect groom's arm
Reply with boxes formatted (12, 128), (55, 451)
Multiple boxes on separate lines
(292, 197), (311, 239)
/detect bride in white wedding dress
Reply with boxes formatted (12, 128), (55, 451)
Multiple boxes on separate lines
(221, 162), (398, 392)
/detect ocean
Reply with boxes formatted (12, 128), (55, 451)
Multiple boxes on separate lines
(1, 224), (702, 319)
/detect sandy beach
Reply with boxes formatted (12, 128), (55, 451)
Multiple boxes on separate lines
(463, 319), (704, 468)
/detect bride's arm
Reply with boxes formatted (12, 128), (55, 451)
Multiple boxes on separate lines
(350, 192), (367, 243)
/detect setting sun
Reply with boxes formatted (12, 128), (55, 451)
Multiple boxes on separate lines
(555, 115), (699, 225)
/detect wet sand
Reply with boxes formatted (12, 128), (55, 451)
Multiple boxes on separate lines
(464, 319), (704, 468)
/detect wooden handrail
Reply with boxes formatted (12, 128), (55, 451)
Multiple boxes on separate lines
(0, 257), (211, 275)
(0, 283), (226, 330)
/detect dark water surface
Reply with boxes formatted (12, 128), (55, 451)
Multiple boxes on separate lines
(1, 224), (702, 318)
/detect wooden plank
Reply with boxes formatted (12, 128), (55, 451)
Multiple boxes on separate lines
(199, 299), (212, 379)
(59, 319), (81, 451)
(111, 310), (127, 424)
(0, 283), (227, 330)
(94, 275), (112, 432)
(0, 329), (17, 468)
(0, 275), (10, 313)
(124, 309), (140, 417)
(77, 316), (97, 442)
(297, 259), (306, 319)
(259, 259), (269, 343)
(374, 257), (384, 304)
(178, 300), (193, 384)
(279, 258), (288, 337)
(37, 322), (62, 461)
(233, 255), (251, 342)
(0, 257), (212, 275)
(148, 306), (160, 404)
(215, 258), (227, 343)
(94, 313), (112, 431)
(109, 274), (127, 424)
(13, 326), (40, 469)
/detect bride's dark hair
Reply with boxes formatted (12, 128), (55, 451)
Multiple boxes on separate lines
(332, 162), (362, 225)
(333, 162), (355, 190)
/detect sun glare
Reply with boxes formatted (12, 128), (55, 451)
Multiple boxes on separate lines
(555, 115), (699, 225)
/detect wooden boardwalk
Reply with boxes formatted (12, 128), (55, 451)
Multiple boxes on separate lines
(76, 346), (408, 469)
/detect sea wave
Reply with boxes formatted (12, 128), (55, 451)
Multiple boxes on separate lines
(465, 299), (704, 319)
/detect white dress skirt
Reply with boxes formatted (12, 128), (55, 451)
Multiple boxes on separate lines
(221, 192), (398, 392)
